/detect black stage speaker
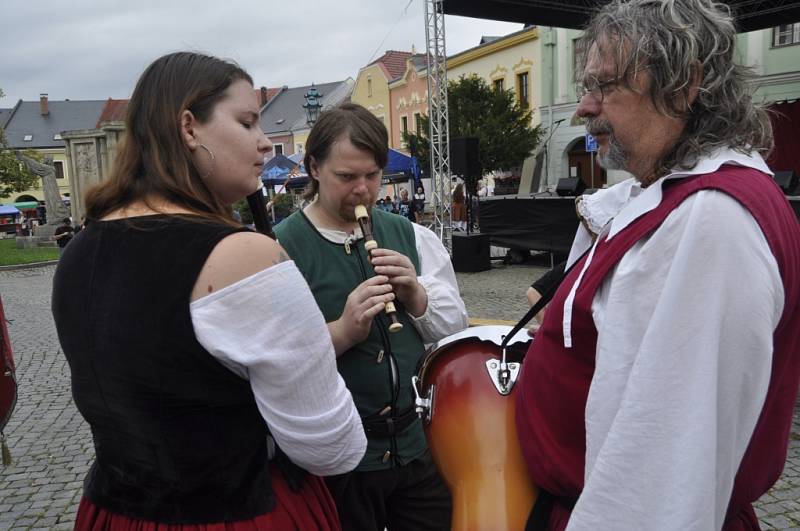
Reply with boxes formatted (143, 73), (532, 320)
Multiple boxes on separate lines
(450, 137), (481, 178)
(773, 170), (798, 195)
(452, 232), (490, 273)
(556, 177), (586, 197)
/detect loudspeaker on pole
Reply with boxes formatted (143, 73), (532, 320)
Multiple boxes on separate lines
(450, 137), (481, 179)
(556, 177), (586, 197)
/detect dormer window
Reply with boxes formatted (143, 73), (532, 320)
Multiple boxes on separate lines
(53, 133), (62, 140)
(276, 118), (285, 124)
(23, 134), (33, 141)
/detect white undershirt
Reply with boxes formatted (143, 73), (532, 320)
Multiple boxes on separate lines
(189, 261), (367, 476)
(564, 151), (785, 530)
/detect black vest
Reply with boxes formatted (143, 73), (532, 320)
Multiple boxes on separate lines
(52, 215), (274, 523)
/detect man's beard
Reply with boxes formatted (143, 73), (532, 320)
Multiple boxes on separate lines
(586, 118), (628, 171)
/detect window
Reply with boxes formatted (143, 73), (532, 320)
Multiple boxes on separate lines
(414, 113), (422, 135)
(53, 133), (62, 140)
(23, 134), (33, 141)
(401, 116), (408, 135)
(573, 38), (585, 78)
(774, 23), (800, 47)
(493, 79), (505, 91)
(367, 78), (373, 97)
(517, 72), (530, 109)
(54, 161), (65, 179)
(296, 143), (304, 153)
(274, 144), (284, 155)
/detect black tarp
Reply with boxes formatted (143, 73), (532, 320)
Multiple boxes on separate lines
(478, 196), (579, 254)
(441, 0), (800, 33)
(789, 198), (800, 220)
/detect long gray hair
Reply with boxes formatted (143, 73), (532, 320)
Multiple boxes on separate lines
(577, 0), (773, 177)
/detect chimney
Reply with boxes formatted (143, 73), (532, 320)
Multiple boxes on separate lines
(40, 93), (49, 116)
(260, 86), (268, 107)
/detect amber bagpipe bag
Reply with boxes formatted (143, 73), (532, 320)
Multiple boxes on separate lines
(0, 294), (17, 466)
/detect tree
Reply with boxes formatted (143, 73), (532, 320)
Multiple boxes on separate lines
(403, 74), (544, 194)
(0, 88), (40, 199)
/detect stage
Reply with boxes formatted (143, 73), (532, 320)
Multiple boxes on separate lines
(479, 195), (800, 256)
(478, 195), (580, 255)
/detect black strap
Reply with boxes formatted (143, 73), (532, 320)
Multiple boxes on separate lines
(499, 262), (569, 352)
(361, 407), (418, 438)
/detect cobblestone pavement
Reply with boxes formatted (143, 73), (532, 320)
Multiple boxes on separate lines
(1, 262), (799, 529)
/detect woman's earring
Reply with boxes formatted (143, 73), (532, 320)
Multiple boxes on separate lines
(198, 143), (215, 179)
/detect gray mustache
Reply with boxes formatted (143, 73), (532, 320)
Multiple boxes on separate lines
(586, 119), (613, 137)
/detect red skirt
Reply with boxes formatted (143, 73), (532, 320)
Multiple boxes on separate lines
(74, 465), (341, 531)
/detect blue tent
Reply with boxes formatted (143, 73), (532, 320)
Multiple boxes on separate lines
(385, 149), (422, 188)
(385, 149), (412, 173)
(0, 205), (20, 216)
(261, 154), (301, 185)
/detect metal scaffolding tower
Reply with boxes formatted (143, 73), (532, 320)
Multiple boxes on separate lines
(424, 0), (452, 251)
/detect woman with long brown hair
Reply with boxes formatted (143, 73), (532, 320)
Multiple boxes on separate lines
(451, 182), (467, 231)
(51, 51), (365, 530)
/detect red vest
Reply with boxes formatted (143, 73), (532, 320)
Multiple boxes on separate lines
(516, 166), (800, 530)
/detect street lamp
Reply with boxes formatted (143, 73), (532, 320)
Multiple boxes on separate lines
(303, 84), (323, 126)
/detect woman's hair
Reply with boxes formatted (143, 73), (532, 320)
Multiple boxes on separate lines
(452, 183), (465, 202)
(85, 51), (253, 224)
(577, 0), (773, 176)
(302, 103), (389, 200)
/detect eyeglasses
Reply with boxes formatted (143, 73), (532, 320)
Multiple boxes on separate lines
(576, 75), (622, 104)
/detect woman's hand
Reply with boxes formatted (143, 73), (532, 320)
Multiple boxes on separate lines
(369, 248), (428, 318)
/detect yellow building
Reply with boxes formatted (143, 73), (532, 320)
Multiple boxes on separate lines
(448, 27), (542, 126)
(352, 50), (414, 147)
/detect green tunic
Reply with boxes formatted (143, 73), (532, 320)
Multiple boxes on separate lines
(275, 208), (429, 471)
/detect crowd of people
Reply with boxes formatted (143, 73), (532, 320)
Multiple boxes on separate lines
(375, 186), (426, 225)
(47, 1), (800, 530)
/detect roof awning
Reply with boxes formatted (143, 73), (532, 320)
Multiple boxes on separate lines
(441, 0), (800, 33)
(14, 201), (39, 210)
(0, 205), (20, 216)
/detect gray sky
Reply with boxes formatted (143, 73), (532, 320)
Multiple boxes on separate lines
(0, 0), (522, 105)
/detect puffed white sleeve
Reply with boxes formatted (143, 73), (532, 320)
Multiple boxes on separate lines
(409, 223), (469, 343)
(567, 191), (783, 530)
(190, 260), (367, 476)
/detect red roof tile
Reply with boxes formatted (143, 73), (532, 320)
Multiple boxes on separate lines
(369, 50), (413, 81)
(96, 98), (128, 128)
(254, 87), (282, 107)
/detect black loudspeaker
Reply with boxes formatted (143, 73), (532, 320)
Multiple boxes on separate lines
(452, 232), (490, 272)
(773, 170), (798, 195)
(556, 177), (586, 197)
(450, 137), (481, 178)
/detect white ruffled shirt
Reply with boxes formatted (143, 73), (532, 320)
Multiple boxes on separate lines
(563, 149), (785, 530)
(189, 261), (367, 477)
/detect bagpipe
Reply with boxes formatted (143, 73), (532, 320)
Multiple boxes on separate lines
(0, 294), (17, 466)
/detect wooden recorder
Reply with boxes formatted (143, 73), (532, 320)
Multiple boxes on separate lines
(354, 205), (403, 333)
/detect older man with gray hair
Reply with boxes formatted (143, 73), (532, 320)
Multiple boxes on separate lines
(515, 1), (800, 530)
